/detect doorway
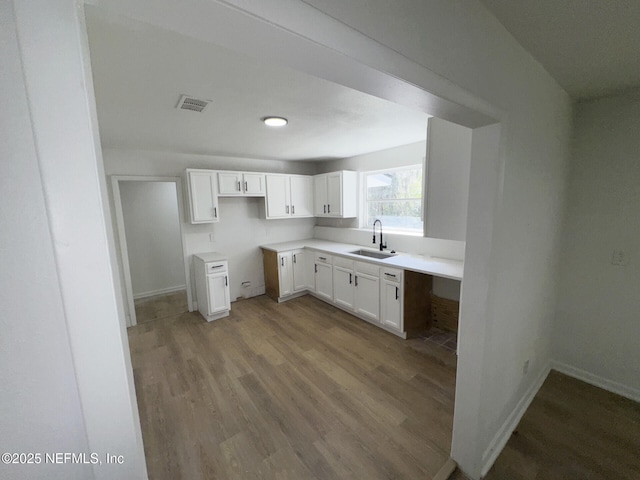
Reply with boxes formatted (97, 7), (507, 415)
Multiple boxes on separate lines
(111, 176), (193, 326)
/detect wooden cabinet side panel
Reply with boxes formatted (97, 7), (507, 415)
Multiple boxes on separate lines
(262, 249), (280, 300)
(404, 270), (433, 334)
(430, 293), (460, 332)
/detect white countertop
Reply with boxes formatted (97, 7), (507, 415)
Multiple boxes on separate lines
(194, 252), (227, 263)
(261, 239), (463, 281)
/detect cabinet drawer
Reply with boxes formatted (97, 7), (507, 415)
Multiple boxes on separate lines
(381, 267), (402, 283)
(333, 256), (354, 270)
(355, 261), (379, 277)
(315, 253), (332, 265)
(206, 261), (228, 274)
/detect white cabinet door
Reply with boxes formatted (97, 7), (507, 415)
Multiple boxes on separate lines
(266, 175), (291, 218)
(278, 252), (293, 297)
(381, 280), (402, 330)
(188, 170), (219, 223)
(314, 261), (333, 302)
(291, 250), (308, 292)
(314, 174), (328, 216)
(355, 271), (380, 322)
(333, 266), (355, 310)
(207, 271), (230, 314)
(243, 173), (265, 196)
(327, 172), (342, 216)
(218, 172), (243, 195)
(290, 176), (314, 217)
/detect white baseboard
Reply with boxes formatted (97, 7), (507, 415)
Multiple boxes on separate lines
(481, 362), (551, 477)
(551, 360), (640, 403)
(133, 284), (186, 300)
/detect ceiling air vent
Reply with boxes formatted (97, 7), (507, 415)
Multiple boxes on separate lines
(176, 95), (210, 113)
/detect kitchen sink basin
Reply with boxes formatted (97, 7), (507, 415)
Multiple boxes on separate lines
(350, 249), (396, 260)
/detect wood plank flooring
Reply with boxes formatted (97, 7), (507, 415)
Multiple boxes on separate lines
(128, 294), (457, 480)
(134, 290), (188, 324)
(451, 370), (640, 480)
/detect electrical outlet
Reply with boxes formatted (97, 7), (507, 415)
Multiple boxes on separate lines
(242, 281), (251, 288)
(209, 233), (215, 243)
(523, 359), (529, 375)
(611, 249), (627, 266)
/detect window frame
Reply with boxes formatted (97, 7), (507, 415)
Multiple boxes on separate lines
(360, 163), (425, 235)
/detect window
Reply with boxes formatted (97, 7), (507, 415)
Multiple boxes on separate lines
(364, 165), (423, 233)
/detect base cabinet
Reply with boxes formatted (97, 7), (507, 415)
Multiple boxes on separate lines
(194, 256), (230, 322)
(263, 248), (313, 302)
(354, 262), (380, 322)
(380, 268), (403, 331)
(262, 247), (429, 338)
(314, 254), (333, 302)
(333, 265), (355, 310)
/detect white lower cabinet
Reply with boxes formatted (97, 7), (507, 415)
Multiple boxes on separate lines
(291, 249), (312, 292)
(194, 255), (231, 322)
(354, 261), (380, 322)
(380, 267), (403, 331)
(333, 257), (355, 310)
(278, 252), (293, 297)
(314, 253), (333, 302)
(263, 247), (407, 337)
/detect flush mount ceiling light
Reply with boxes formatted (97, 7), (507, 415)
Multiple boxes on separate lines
(262, 116), (288, 127)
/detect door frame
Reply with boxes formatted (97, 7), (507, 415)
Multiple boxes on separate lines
(111, 175), (193, 327)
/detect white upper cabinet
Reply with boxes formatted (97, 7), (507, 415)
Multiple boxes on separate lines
(290, 175), (314, 217)
(265, 174), (291, 218)
(218, 171), (265, 196)
(265, 174), (314, 219)
(243, 173), (265, 196)
(314, 170), (357, 218)
(186, 169), (219, 224)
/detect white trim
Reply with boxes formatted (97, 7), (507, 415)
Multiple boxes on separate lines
(480, 362), (551, 477)
(111, 175), (193, 327)
(551, 361), (640, 404)
(133, 285), (187, 300)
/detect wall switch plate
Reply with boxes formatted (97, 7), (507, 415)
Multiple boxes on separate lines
(611, 249), (627, 266)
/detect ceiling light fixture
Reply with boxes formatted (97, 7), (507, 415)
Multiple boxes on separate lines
(263, 116), (288, 127)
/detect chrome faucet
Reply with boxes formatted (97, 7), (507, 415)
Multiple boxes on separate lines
(372, 219), (387, 251)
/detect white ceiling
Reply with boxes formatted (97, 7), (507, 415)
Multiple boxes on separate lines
(480, 0), (640, 99)
(85, 10), (430, 162)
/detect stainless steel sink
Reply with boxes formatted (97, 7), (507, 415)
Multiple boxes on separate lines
(350, 249), (396, 260)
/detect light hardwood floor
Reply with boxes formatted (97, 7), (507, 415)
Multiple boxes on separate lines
(452, 371), (640, 480)
(128, 294), (457, 480)
(134, 290), (188, 324)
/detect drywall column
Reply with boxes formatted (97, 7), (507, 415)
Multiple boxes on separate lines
(451, 124), (502, 477)
(0, 2), (90, 478)
(10, 1), (147, 479)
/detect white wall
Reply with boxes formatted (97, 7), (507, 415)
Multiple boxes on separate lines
(554, 90), (640, 401)
(120, 181), (186, 297)
(5, 1), (147, 479)
(0, 3), (90, 478)
(104, 148), (316, 305)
